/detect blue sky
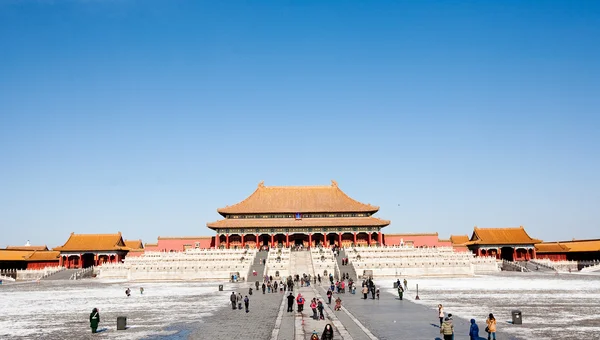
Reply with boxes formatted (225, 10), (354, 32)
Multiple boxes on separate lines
(1, 0), (599, 247)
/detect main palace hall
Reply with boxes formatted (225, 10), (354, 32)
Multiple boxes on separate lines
(206, 180), (390, 249)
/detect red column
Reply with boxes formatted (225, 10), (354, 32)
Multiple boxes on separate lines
(353, 232), (357, 245)
(271, 234), (275, 247)
(242, 235), (245, 248)
(215, 234), (220, 248)
(226, 234), (230, 249)
(497, 248), (501, 260)
(59, 256), (63, 267)
(367, 233), (372, 246)
(532, 248), (536, 260)
(286, 234), (289, 247)
(256, 234), (260, 248)
(378, 232), (382, 246)
(513, 248), (517, 261)
(309, 234), (312, 248)
(338, 233), (342, 247)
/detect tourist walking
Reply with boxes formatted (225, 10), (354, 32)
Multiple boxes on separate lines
(317, 300), (325, 320)
(297, 293), (305, 312)
(262, 283), (266, 294)
(440, 317), (454, 340)
(486, 313), (497, 340)
(89, 308), (100, 334)
(362, 286), (369, 299)
(230, 292), (237, 309)
(397, 285), (404, 300)
(237, 292), (243, 310)
(255, 281), (260, 290)
(287, 293), (295, 312)
(125, 288), (131, 297)
(244, 295), (250, 313)
(248, 287), (253, 295)
(310, 299), (318, 320)
(321, 324), (334, 340)
(376, 288), (380, 300)
(403, 278), (408, 291)
(311, 330), (320, 340)
(438, 304), (444, 326)
(469, 319), (479, 340)
(140, 287), (144, 295)
(327, 289), (333, 304)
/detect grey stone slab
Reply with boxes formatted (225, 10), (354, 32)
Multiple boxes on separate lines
(331, 284), (524, 340)
(191, 285), (284, 340)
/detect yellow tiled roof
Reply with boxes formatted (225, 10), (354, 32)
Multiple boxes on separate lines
(124, 240), (143, 249)
(217, 181), (379, 215)
(6, 245), (49, 251)
(450, 235), (470, 245)
(562, 240), (600, 252)
(535, 242), (570, 253)
(207, 216), (390, 229)
(0, 250), (33, 261)
(54, 233), (127, 252)
(25, 251), (60, 261)
(468, 226), (541, 245)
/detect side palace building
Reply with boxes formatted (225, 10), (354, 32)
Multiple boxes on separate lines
(207, 180), (390, 249)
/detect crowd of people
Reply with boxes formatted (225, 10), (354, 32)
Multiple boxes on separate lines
(438, 304), (498, 340)
(87, 246), (500, 339)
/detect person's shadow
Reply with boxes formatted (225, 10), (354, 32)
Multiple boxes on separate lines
(96, 327), (108, 333)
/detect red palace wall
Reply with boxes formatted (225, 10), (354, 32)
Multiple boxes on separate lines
(384, 234), (451, 247)
(27, 261), (60, 269)
(537, 253), (567, 261)
(154, 237), (214, 252)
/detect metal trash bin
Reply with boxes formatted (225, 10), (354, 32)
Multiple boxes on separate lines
(393, 282), (398, 288)
(219, 285), (223, 291)
(117, 316), (127, 330)
(511, 310), (522, 325)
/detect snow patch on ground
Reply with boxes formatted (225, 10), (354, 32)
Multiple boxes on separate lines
(381, 273), (600, 340)
(0, 280), (236, 339)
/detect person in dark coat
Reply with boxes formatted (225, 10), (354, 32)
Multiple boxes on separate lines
(317, 300), (325, 320)
(249, 287), (253, 295)
(262, 283), (266, 294)
(287, 293), (295, 312)
(125, 288), (131, 297)
(255, 281), (260, 290)
(89, 308), (100, 333)
(469, 319), (479, 340)
(244, 295), (250, 313)
(321, 324), (334, 340)
(326, 289), (333, 304)
(230, 292), (237, 309)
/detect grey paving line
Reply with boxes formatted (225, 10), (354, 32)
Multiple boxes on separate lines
(271, 292), (288, 340)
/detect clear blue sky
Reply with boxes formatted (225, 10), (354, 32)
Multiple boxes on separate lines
(1, 1), (599, 248)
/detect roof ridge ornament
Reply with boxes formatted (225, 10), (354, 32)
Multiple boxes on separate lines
(258, 180), (265, 188)
(331, 180), (338, 187)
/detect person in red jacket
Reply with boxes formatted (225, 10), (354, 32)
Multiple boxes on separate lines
(297, 293), (305, 312)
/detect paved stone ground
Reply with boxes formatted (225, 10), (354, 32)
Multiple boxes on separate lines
(319, 283), (524, 340)
(190, 282), (284, 340)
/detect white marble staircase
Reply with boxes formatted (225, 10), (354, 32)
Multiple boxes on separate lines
(289, 250), (315, 278)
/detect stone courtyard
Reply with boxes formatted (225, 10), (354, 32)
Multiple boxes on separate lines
(3, 271), (600, 340)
